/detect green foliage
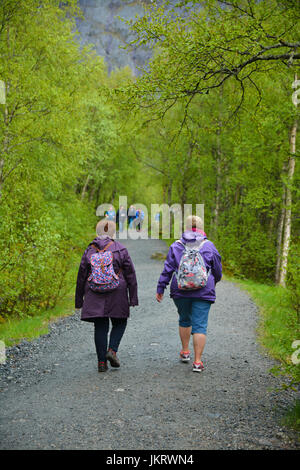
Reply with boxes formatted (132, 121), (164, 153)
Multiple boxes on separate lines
(281, 400), (300, 433)
(121, 0), (299, 116)
(232, 277), (300, 393)
(0, 0), (299, 367)
(0, 1), (129, 320)
(118, 0), (300, 290)
(286, 241), (300, 322)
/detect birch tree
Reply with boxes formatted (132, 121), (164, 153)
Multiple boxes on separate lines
(278, 74), (298, 286)
(120, 0), (299, 285)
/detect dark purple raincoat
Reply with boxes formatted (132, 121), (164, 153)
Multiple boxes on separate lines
(75, 237), (138, 322)
(157, 230), (222, 302)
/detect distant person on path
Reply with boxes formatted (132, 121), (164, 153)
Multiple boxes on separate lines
(106, 206), (116, 222)
(154, 212), (161, 234)
(75, 219), (138, 372)
(134, 209), (140, 230)
(135, 208), (144, 231)
(118, 205), (127, 233)
(128, 205), (136, 228)
(137, 208), (145, 232)
(156, 215), (222, 372)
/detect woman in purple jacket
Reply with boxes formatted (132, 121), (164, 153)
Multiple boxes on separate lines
(75, 219), (138, 372)
(156, 216), (222, 372)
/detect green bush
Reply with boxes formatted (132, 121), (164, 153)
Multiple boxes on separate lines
(286, 241), (300, 322)
(0, 194), (96, 320)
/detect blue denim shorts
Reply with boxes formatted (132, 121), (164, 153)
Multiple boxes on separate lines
(173, 298), (212, 335)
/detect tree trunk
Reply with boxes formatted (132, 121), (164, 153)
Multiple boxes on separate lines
(180, 143), (192, 210)
(234, 185), (240, 207)
(81, 174), (90, 201)
(212, 85), (224, 238)
(275, 163), (287, 284)
(89, 185), (96, 202)
(167, 180), (172, 206)
(0, 91), (8, 198)
(0, 27), (10, 199)
(110, 188), (116, 205)
(278, 115), (297, 287)
(162, 184), (166, 204)
(95, 184), (101, 209)
(213, 143), (221, 232)
(212, 122), (222, 239)
(167, 179), (173, 235)
(275, 198), (286, 285)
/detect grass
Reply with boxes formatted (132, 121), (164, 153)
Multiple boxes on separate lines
(151, 252), (167, 260)
(225, 276), (299, 363)
(0, 236), (89, 348)
(282, 400), (300, 432)
(224, 274), (300, 433)
(0, 287), (76, 347)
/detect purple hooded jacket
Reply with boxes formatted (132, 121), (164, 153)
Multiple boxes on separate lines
(75, 237), (138, 322)
(157, 231), (222, 302)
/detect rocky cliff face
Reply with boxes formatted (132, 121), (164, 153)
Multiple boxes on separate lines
(76, 0), (155, 75)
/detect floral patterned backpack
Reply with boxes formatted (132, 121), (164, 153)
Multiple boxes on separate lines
(88, 241), (121, 293)
(176, 239), (210, 290)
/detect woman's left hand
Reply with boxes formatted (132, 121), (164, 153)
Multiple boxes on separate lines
(156, 293), (164, 303)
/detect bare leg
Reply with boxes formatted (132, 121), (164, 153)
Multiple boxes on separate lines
(193, 333), (206, 363)
(179, 326), (192, 351)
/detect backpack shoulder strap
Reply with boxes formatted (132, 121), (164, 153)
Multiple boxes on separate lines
(198, 240), (211, 275)
(199, 239), (208, 249)
(91, 241), (114, 253)
(102, 241), (114, 252)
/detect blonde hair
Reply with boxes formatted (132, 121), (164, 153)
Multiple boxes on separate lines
(96, 219), (116, 239)
(185, 215), (204, 231)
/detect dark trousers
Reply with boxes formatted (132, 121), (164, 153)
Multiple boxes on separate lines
(94, 317), (127, 362)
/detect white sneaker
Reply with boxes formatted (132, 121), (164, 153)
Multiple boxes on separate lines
(193, 361), (204, 372)
(180, 350), (191, 362)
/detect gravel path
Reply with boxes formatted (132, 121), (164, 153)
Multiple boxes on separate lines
(0, 238), (299, 450)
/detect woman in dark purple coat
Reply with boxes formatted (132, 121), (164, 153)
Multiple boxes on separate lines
(75, 219), (138, 372)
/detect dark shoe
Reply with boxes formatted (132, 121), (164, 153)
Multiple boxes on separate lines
(106, 348), (120, 368)
(98, 361), (108, 372)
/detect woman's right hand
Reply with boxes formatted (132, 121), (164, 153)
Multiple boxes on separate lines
(156, 293), (164, 303)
